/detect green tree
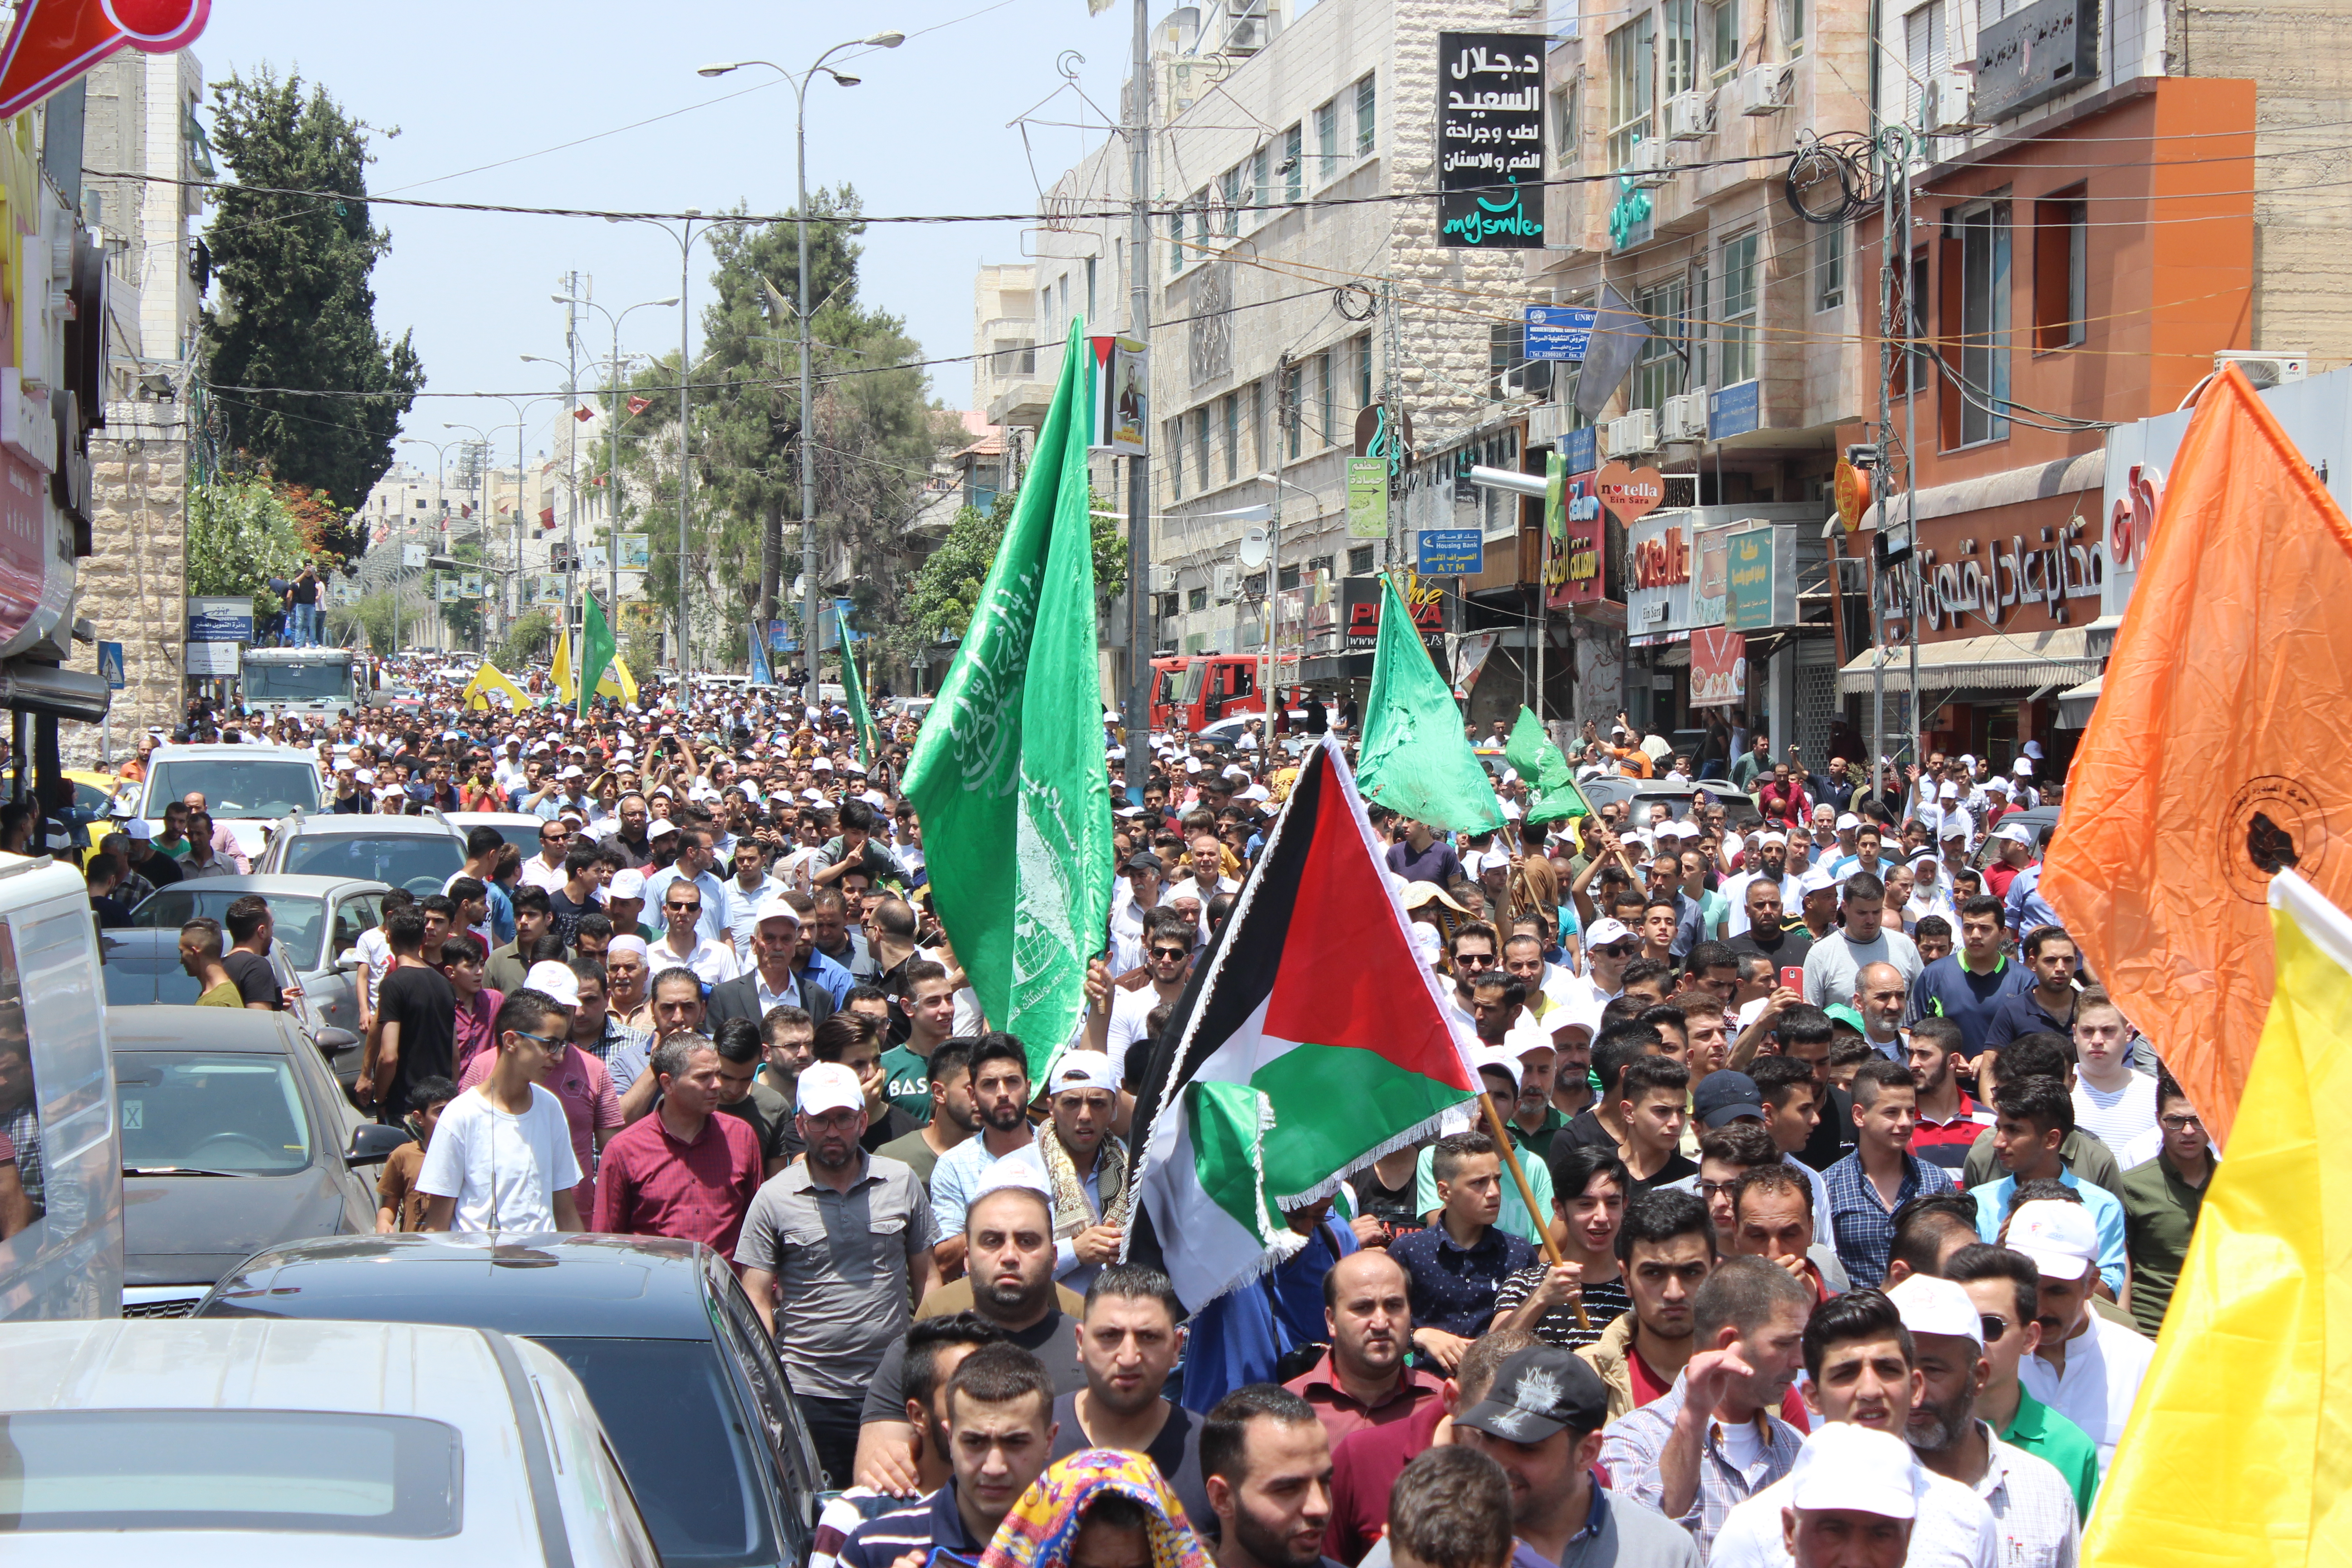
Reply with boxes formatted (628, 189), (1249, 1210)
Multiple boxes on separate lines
(899, 487), (1127, 650)
(201, 67), (424, 547)
(325, 589), (400, 654)
(498, 609), (556, 671)
(187, 477), (313, 623)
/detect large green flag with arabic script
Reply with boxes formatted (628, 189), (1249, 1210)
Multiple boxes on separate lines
(838, 615), (878, 768)
(903, 319), (1113, 1075)
(1355, 573), (1503, 833)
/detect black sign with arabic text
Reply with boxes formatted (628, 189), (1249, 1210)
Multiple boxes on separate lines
(1437, 32), (1546, 250)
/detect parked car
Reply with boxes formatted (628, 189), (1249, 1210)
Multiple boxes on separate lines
(98, 927), (300, 1009)
(125, 874), (391, 1062)
(136, 744), (322, 864)
(256, 809), (467, 894)
(199, 1232), (823, 1566)
(111, 1005), (397, 1319)
(0, 1317), (662, 1563)
(446, 809), (551, 855)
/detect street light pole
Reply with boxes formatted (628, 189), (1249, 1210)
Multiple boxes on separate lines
(700, 29), (902, 690)
(549, 295), (675, 658)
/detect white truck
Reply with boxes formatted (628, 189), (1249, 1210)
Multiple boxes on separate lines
(238, 647), (372, 721)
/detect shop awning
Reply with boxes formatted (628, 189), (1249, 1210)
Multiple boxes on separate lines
(1856, 450), (2106, 533)
(1836, 627), (2102, 697)
(2055, 676), (2102, 729)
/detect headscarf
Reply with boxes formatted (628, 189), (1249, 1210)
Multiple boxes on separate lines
(978, 1450), (1212, 1568)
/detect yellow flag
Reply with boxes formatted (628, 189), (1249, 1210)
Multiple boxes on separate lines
(2082, 866), (2352, 1568)
(461, 662), (531, 712)
(552, 627), (576, 705)
(595, 653), (638, 704)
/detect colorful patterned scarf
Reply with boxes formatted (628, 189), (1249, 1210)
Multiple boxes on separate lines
(978, 1450), (1212, 1568)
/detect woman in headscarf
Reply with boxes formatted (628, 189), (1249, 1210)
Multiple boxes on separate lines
(979, 1450), (1211, 1568)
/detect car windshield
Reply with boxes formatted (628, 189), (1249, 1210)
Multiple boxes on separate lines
(533, 1337), (775, 1566)
(129, 891), (325, 970)
(243, 660), (354, 702)
(281, 833), (461, 895)
(0, 1410), (462, 1537)
(462, 818), (543, 853)
(114, 1051), (314, 1175)
(147, 760), (320, 820)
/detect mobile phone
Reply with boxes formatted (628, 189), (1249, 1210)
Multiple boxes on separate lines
(1780, 965), (1805, 994)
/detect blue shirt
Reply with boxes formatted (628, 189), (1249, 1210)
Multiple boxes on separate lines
(796, 948), (855, 1007)
(1823, 1149), (1957, 1289)
(1390, 1221), (1536, 1339)
(1180, 1217), (1360, 1412)
(2005, 862), (2058, 938)
(1904, 950), (2032, 1057)
(1970, 1167), (2127, 1294)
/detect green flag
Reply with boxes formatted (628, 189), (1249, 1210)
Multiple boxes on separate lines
(838, 617), (878, 767)
(903, 318), (1113, 1075)
(1503, 704), (1591, 823)
(1356, 573), (1504, 833)
(578, 592), (617, 720)
(1544, 451), (1567, 542)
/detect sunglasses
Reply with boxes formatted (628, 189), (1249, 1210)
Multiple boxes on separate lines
(668, 901), (702, 913)
(1148, 946), (1191, 960)
(1591, 942), (1638, 958)
(1979, 1313), (2013, 1341)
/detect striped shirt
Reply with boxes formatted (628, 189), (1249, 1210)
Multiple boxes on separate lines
(836, 1482), (985, 1568)
(1597, 1371), (1807, 1559)
(1490, 1264), (1632, 1349)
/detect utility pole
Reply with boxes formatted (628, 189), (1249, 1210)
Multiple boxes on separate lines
(1121, 0), (1152, 797)
(1872, 126), (1920, 779)
(564, 270), (582, 643)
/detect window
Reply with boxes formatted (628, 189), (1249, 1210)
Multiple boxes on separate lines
(1349, 544), (1377, 574)
(1244, 571), (1268, 598)
(1166, 420), (1184, 498)
(1633, 279), (1687, 411)
(1955, 202), (2013, 444)
(1317, 351), (1335, 449)
(1283, 124), (1303, 201)
(1664, 0), (1697, 98)
(2034, 194), (2087, 349)
(1356, 333), (1374, 408)
(1551, 83), (1579, 157)
(1188, 586), (1209, 612)
(1220, 166), (1242, 236)
(1718, 230), (1759, 385)
(1196, 406), (1213, 489)
(1815, 221), (1846, 311)
(1607, 14), (1657, 171)
(1250, 381), (1265, 472)
(1170, 206), (1186, 275)
(1709, 0), (1741, 81)
(1280, 361), (1303, 459)
(1279, 564), (1301, 592)
(995, 339), (1035, 377)
(1316, 99), (1339, 181)
(1784, 0), (1807, 53)
(1905, 3), (1946, 127)
(1308, 554), (1336, 579)
(1354, 74), (1377, 156)
(1249, 144), (1270, 218)
(1223, 394), (1240, 482)
(1086, 256), (1098, 323)
(1490, 323), (1529, 399)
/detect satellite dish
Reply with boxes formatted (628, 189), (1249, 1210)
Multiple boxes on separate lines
(1237, 528), (1270, 569)
(791, 574), (808, 598)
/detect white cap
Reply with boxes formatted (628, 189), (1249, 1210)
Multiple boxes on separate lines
(1787, 1423), (1924, 1520)
(522, 960), (580, 1009)
(752, 895), (801, 930)
(1585, 917), (1634, 947)
(1836, 812), (1862, 831)
(1887, 1274), (1984, 1348)
(1050, 1049), (1120, 1096)
(1758, 831), (1788, 847)
(2022, 741), (2045, 760)
(1471, 1045), (1523, 1090)
(1505, 1013), (1555, 1059)
(795, 1061), (866, 1117)
(647, 818), (681, 841)
(1411, 923), (1443, 965)
(1548, 995), (1603, 1043)
(1938, 781), (1959, 799)
(2007, 1199), (2100, 1284)
(1987, 775), (2014, 795)
(1798, 867), (1837, 895)
(973, 1152), (1054, 1203)
(608, 868), (647, 901)
(1991, 821), (2037, 847)
(561, 764), (585, 779)
(354, 768), (376, 784)
(2013, 758), (2035, 776)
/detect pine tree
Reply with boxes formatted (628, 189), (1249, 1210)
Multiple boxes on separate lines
(200, 67), (423, 554)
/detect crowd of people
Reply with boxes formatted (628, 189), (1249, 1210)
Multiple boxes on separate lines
(87, 657), (2199, 1568)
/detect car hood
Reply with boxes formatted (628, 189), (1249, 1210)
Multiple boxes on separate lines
(123, 1168), (356, 1287)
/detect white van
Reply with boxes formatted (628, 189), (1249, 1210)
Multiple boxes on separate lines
(0, 852), (122, 1321)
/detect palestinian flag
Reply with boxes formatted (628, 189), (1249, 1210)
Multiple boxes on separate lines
(1125, 735), (1480, 1311)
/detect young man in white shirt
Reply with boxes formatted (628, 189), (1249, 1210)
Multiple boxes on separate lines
(415, 988), (584, 1235)
(2068, 987), (2156, 1151)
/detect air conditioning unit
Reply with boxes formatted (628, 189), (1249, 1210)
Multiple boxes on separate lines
(1665, 91), (1712, 142)
(1226, 18), (1266, 52)
(2215, 350), (2309, 389)
(1924, 73), (1974, 133)
(1738, 64), (1793, 116)
(1147, 564), (1178, 594)
(1627, 138), (1673, 189)
(1661, 392), (1709, 443)
(1212, 563), (1240, 603)
(1603, 409), (1659, 458)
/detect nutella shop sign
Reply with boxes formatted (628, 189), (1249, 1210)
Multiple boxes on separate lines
(1625, 513), (1696, 637)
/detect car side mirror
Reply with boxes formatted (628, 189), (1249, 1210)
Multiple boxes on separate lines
(314, 1026), (360, 1057)
(336, 950), (366, 971)
(346, 1122), (411, 1167)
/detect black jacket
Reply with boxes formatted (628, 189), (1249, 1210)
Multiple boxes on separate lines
(706, 966), (836, 1032)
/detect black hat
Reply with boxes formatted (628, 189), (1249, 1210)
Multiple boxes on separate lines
(1453, 1347), (1610, 1442)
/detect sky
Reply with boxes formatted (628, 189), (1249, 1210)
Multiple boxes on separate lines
(190, 0), (1147, 471)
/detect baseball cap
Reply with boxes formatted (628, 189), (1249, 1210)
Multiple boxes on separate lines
(1505, 1014), (1556, 1059)
(522, 960), (580, 1009)
(1798, 867), (1837, 896)
(1824, 1003), (1865, 1032)
(1836, 813), (1862, 831)
(752, 894), (801, 930)
(1787, 1424), (1923, 1520)
(1122, 853), (1164, 875)
(1050, 1049), (1120, 1097)
(2006, 1199), (2100, 1284)
(1471, 1046), (1523, 1091)
(608, 868), (647, 901)
(1585, 917), (1634, 949)
(1410, 923), (1443, 965)
(2013, 758), (2035, 776)
(647, 818), (681, 842)
(1453, 1347), (1611, 1442)
(795, 1062), (866, 1117)
(1887, 1274), (1984, 1348)
(1991, 821), (2037, 847)
(124, 818), (153, 841)
(1691, 1070), (1764, 1127)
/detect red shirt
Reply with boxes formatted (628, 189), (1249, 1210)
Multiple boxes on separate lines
(1629, 1345), (1811, 1433)
(1327, 1394), (1446, 1564)
(1282, 1353), (1446, 1446)
(592, 1107), (764, 1260)
(1911, 1091), (1991, 1161)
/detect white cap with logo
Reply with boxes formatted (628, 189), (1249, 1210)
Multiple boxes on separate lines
(2006, 1200), (2101, 1284)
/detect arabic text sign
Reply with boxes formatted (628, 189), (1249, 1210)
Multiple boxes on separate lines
(1417, 529), (1483, 575)
(1725, 524), (1796, 630)
(1347, 457), (1390, 539)
(187, 596), (253, 643)
(1437, 32), (1545, 249)
(1913, 513), (2105, 636)
(1525, 305), (1597, 362)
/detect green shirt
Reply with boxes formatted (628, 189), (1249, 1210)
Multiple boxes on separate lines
(2118, 1151), (2209, 1336)
(1413, 1127), (1555, 1248)
(876, 1043), (935, 1123)
(1999, 1388), (2102, 1520)
(1507, 1103), (1570, 1166)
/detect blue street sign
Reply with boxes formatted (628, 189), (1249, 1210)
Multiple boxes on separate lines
(1709, 379), (1762, 440)
(1525, 304), (1598, 362)
(98, 641), (124, 690)
(1417, 529), (1484, 575)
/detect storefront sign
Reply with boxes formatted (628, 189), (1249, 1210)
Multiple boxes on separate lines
(1916, 516), (2103, 632)
(1974, 0), (2098, 121)
(1417, 529), (1483, 575)
(1693, 527), (1729, 624)
(1347, 456), (1390, 539)
(1690, 627), (1747, 707)
(1597, 461), (1665, 527)
(1437, 33), (1546, 249)
(2102, 461), (2165, 619)
(1625, 514), (1699, 644)
(1630, 524), (1689, 589)
(186, 594), (253, 643)
(1725, 524), (1799, 629)
(1546, 473), (1606, 609)
(1562, 425), (1596, 474)
(1708, 380), (1761, 441)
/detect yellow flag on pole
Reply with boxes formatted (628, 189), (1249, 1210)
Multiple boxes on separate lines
(461, 662), (531, 711)
(2081, 865), (2352, 1568)
(552, 626), (576, 705)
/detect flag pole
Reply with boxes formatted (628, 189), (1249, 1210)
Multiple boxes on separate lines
(1478, 1091), (1588, 1330)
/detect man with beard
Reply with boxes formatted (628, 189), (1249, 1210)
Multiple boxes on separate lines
(1047, 1265), (1214, 1532)
(1889, 1275), (2082, 1568)
(737, 1062), (942, 1488)
(1282, 1250), (1444, 1443)
(1724, 833), (1801, 940)
(1705, 1289), (2000, 1568)
(876, 1039), (976, 1193)
(853, 1181), (1091, 1494)
(1202, 1386), (1337, 1568)
(927, 1035), (1039, 1277)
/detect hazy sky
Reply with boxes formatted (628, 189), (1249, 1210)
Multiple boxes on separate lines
(191, 0), (1147, 469)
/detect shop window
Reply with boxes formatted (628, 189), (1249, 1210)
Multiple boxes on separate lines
(2034, 192), (2087, 350)
(1607, 13), (1656, 172)
(1815, 221), (1846, 312)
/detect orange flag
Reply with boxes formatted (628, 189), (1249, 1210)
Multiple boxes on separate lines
(2041, 365), (2352, 1147)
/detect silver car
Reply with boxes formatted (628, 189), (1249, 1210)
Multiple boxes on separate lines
(136, 744), (323, 866)
(255, 809), (468, 896)
(124, 875), (391, 1067)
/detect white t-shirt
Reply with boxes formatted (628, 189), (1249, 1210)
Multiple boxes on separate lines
(1108, 985), (1167, 1079)
(2073, 1071), (2159, 1154)
(355, 927), (394, 1013)
(1709, 1460), (1999, 1568)
(414, 1083), (583, 1235)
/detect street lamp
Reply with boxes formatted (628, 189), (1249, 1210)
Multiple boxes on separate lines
(607, 214), (706, 701)
(696, 29), (901, 687)
(396, 436), (467, 654)
(550, 295), (677, 632)
(450, 393), (565, 632)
